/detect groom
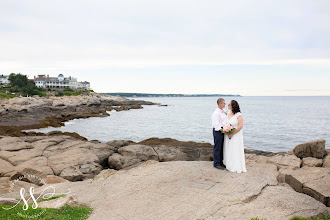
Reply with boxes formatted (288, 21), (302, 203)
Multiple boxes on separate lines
(211, 98), (227, 170)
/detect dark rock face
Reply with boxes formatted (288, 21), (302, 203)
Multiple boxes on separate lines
(138, 137), (213, 148)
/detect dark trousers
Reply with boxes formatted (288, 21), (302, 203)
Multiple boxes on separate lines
(213, 128), (224, 166)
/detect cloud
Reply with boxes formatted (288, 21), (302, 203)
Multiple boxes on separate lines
(1, 0), (330, 95)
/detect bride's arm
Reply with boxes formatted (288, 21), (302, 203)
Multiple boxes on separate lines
(229, 115), (243, 138)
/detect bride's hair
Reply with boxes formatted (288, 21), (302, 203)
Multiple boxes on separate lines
(231, 100), (241, 114)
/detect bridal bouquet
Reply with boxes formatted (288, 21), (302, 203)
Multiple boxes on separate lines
(221, 124), (236, 134)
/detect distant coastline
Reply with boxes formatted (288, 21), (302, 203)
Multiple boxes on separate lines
(102, 93), (241, 97)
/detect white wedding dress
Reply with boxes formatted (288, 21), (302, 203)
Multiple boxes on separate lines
(223, 112), (247, 173)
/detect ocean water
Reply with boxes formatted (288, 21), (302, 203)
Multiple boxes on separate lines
(26, 96), (330, 152)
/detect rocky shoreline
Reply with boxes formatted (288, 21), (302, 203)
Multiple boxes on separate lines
(0, 93), (155, 137)
(0, 94), (329, 219)
(0, 135), (329, 219)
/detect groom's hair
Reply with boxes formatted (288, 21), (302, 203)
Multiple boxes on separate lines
(217, 98), (225, 105)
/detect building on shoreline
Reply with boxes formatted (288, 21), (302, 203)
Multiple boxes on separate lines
(34, 74), (91, 91)
(0, 75), (10, 84)
(77, 81), (90, 90)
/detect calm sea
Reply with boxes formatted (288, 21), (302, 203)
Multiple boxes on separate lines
(26, 96), (330, 152)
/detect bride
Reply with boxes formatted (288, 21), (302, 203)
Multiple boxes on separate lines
(223, 100), (247, 173)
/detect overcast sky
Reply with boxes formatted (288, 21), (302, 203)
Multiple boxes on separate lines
(1, 0), (330, 95)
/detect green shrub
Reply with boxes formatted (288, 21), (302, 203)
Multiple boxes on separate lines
(55, 91), (64, 96)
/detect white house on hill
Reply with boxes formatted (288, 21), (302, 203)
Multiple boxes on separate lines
(34, 74), (90, 91)
(0, 75), (10, 84)
(34, 74), (77, 90)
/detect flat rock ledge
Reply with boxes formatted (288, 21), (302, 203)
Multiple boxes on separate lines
(2, 161), (327, 220)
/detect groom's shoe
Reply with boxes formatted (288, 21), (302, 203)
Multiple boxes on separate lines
(214, 165), (225, 170)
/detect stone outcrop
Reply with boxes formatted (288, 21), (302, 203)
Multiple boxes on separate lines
(21, 161), (329, 220)
(244, 141), (330, 208)
(38, 195), (79, 209)
(267, 154), (301, 169)
(302, 157), (323, 167)
(92, 169), (118, 182)
(107, 141), (214, 170)
(293, 139), (326, 159)
(284, 167), (330, 207)
(0, 135), (116, 184)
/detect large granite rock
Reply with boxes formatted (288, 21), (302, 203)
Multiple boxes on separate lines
(118, 144), (159, 161)
(108, 143), (214, 170)
(44, 175), (69, 184)
(0, 176), (39, 194)
(293, 139), (326, 159)
(0, 135), (116, 182)
(106, 140), (135, 151)
(33, 161), (328, 220)
(38, 195), (78, 209)
(284, 166), (330, 207)
(93, 169), (117, 182)
(267, 154), (301, 169)
(302, 157), (323, 167)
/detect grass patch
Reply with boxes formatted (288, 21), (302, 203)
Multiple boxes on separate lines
(0, 91), (19, 99)
(250, 215), (330, 220)
(290, 214), (330, 220)
(36, 194), (66, 203)
(0, 204), (92, 219)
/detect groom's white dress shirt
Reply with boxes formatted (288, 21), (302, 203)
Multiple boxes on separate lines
(212, 108), (228, 131)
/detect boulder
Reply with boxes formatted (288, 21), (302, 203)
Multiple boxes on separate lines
(302, 157), (323, 167)
(59, 167), (84, 181)
(293, 139), (326, 159)
(245, 154), (269, 164)
(15, 156), (54, 175)
(118, 144), (159, 161)
(267, 154), (301, 169)
(44, 175), (69, 184)
(93, 169), (117, 182)
(48, 147), (100, 176)
(79, 163), (103, 180)
(21, 168), (47, 186)
(108, 153), (125, 170)
(0, 177), (39, 194)
(38, 195), (78, 209)
(0, 135), (121, 182)
(152, 145), (189, 161)
(106, 140), (135, 151)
